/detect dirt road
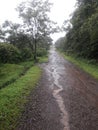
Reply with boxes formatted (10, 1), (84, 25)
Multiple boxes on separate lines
(16, 46), (98, 130)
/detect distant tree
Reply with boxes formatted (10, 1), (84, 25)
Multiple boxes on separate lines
(55, 37), (66, 51)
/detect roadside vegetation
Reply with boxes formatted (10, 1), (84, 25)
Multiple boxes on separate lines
(55, 0), (98, 80)
(59, 51), (98, 80)
(0, 61), (34, 89)
(0, 52), (48, 130)
(0, 51), (49, 130)
(0, 66), (41, 130)
(0, 43), (49, 130)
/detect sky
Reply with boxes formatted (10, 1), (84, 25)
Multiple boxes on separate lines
(49, 0), (76, 42)
(0, 0), (77, 42)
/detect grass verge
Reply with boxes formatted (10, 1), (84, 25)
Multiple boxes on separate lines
(0, 66), (41, 130)
(38, 55), (48, 63)
(60, 51), (98, 80)
(0, 61), (34, 89)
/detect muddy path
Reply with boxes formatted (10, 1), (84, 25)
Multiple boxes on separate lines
(16, 46), (98, 130)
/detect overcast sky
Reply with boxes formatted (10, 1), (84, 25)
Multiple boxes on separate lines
(0, 0), (77, 42)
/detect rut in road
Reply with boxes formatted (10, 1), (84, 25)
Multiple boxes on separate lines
(16, 46), (98, 130)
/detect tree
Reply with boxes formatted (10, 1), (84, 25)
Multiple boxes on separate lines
(2, 20), (21, 43)
(17, 0), (56, 61)
(0, 26), (6, 42)
(59, 0), (98, 61)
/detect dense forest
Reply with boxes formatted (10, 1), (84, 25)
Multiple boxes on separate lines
(56, 0), (98, 62)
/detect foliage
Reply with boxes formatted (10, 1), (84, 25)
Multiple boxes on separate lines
(17, 0), (56, 60)
(0, 0), (56, 62)
(0, 43), (20, 63)
(8, 32), (31, 50)
(59, 0), (98, 62)
(37, 48), (47, 57)
(55, 37), (66, 51)
(60, 51), (98, 79)
(20, 48), (33, 61)
(0, 66), (41, 130)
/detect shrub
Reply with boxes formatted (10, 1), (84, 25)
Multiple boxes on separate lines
(37, 48), (47, 57)
(20, 48), (33, 61)
(0, 43), (20, 63)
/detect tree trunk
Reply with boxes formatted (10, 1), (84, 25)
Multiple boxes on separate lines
(34, 39), (37, 62)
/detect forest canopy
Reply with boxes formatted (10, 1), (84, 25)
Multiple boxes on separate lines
(56, 0), (98, 61)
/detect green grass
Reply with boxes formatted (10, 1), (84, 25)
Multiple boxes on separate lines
(19, 60), (34, 68)
(0, 61), (34, 89)
(0, 66), (41, 130)
(38, 55), (48, 63)
(0, 56), (47, 130)
(60, 52), (98, 80)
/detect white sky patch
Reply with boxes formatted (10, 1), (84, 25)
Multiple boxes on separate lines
(0, 0), (77, 42)
(49, 0), (77, 42)
(49, 0), (76, 26)
(0, 0), (24, 24)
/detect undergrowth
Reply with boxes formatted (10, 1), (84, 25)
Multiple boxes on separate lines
(59, 51), (98, 80)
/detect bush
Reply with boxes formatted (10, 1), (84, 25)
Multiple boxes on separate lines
(20, 48), (33, 61)
(0, 43), (20, 63)
(37, 48), (47, 57)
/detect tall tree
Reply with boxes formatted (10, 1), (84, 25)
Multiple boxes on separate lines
(60, 0), (98, 61)
(17, 0), (56, 61)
